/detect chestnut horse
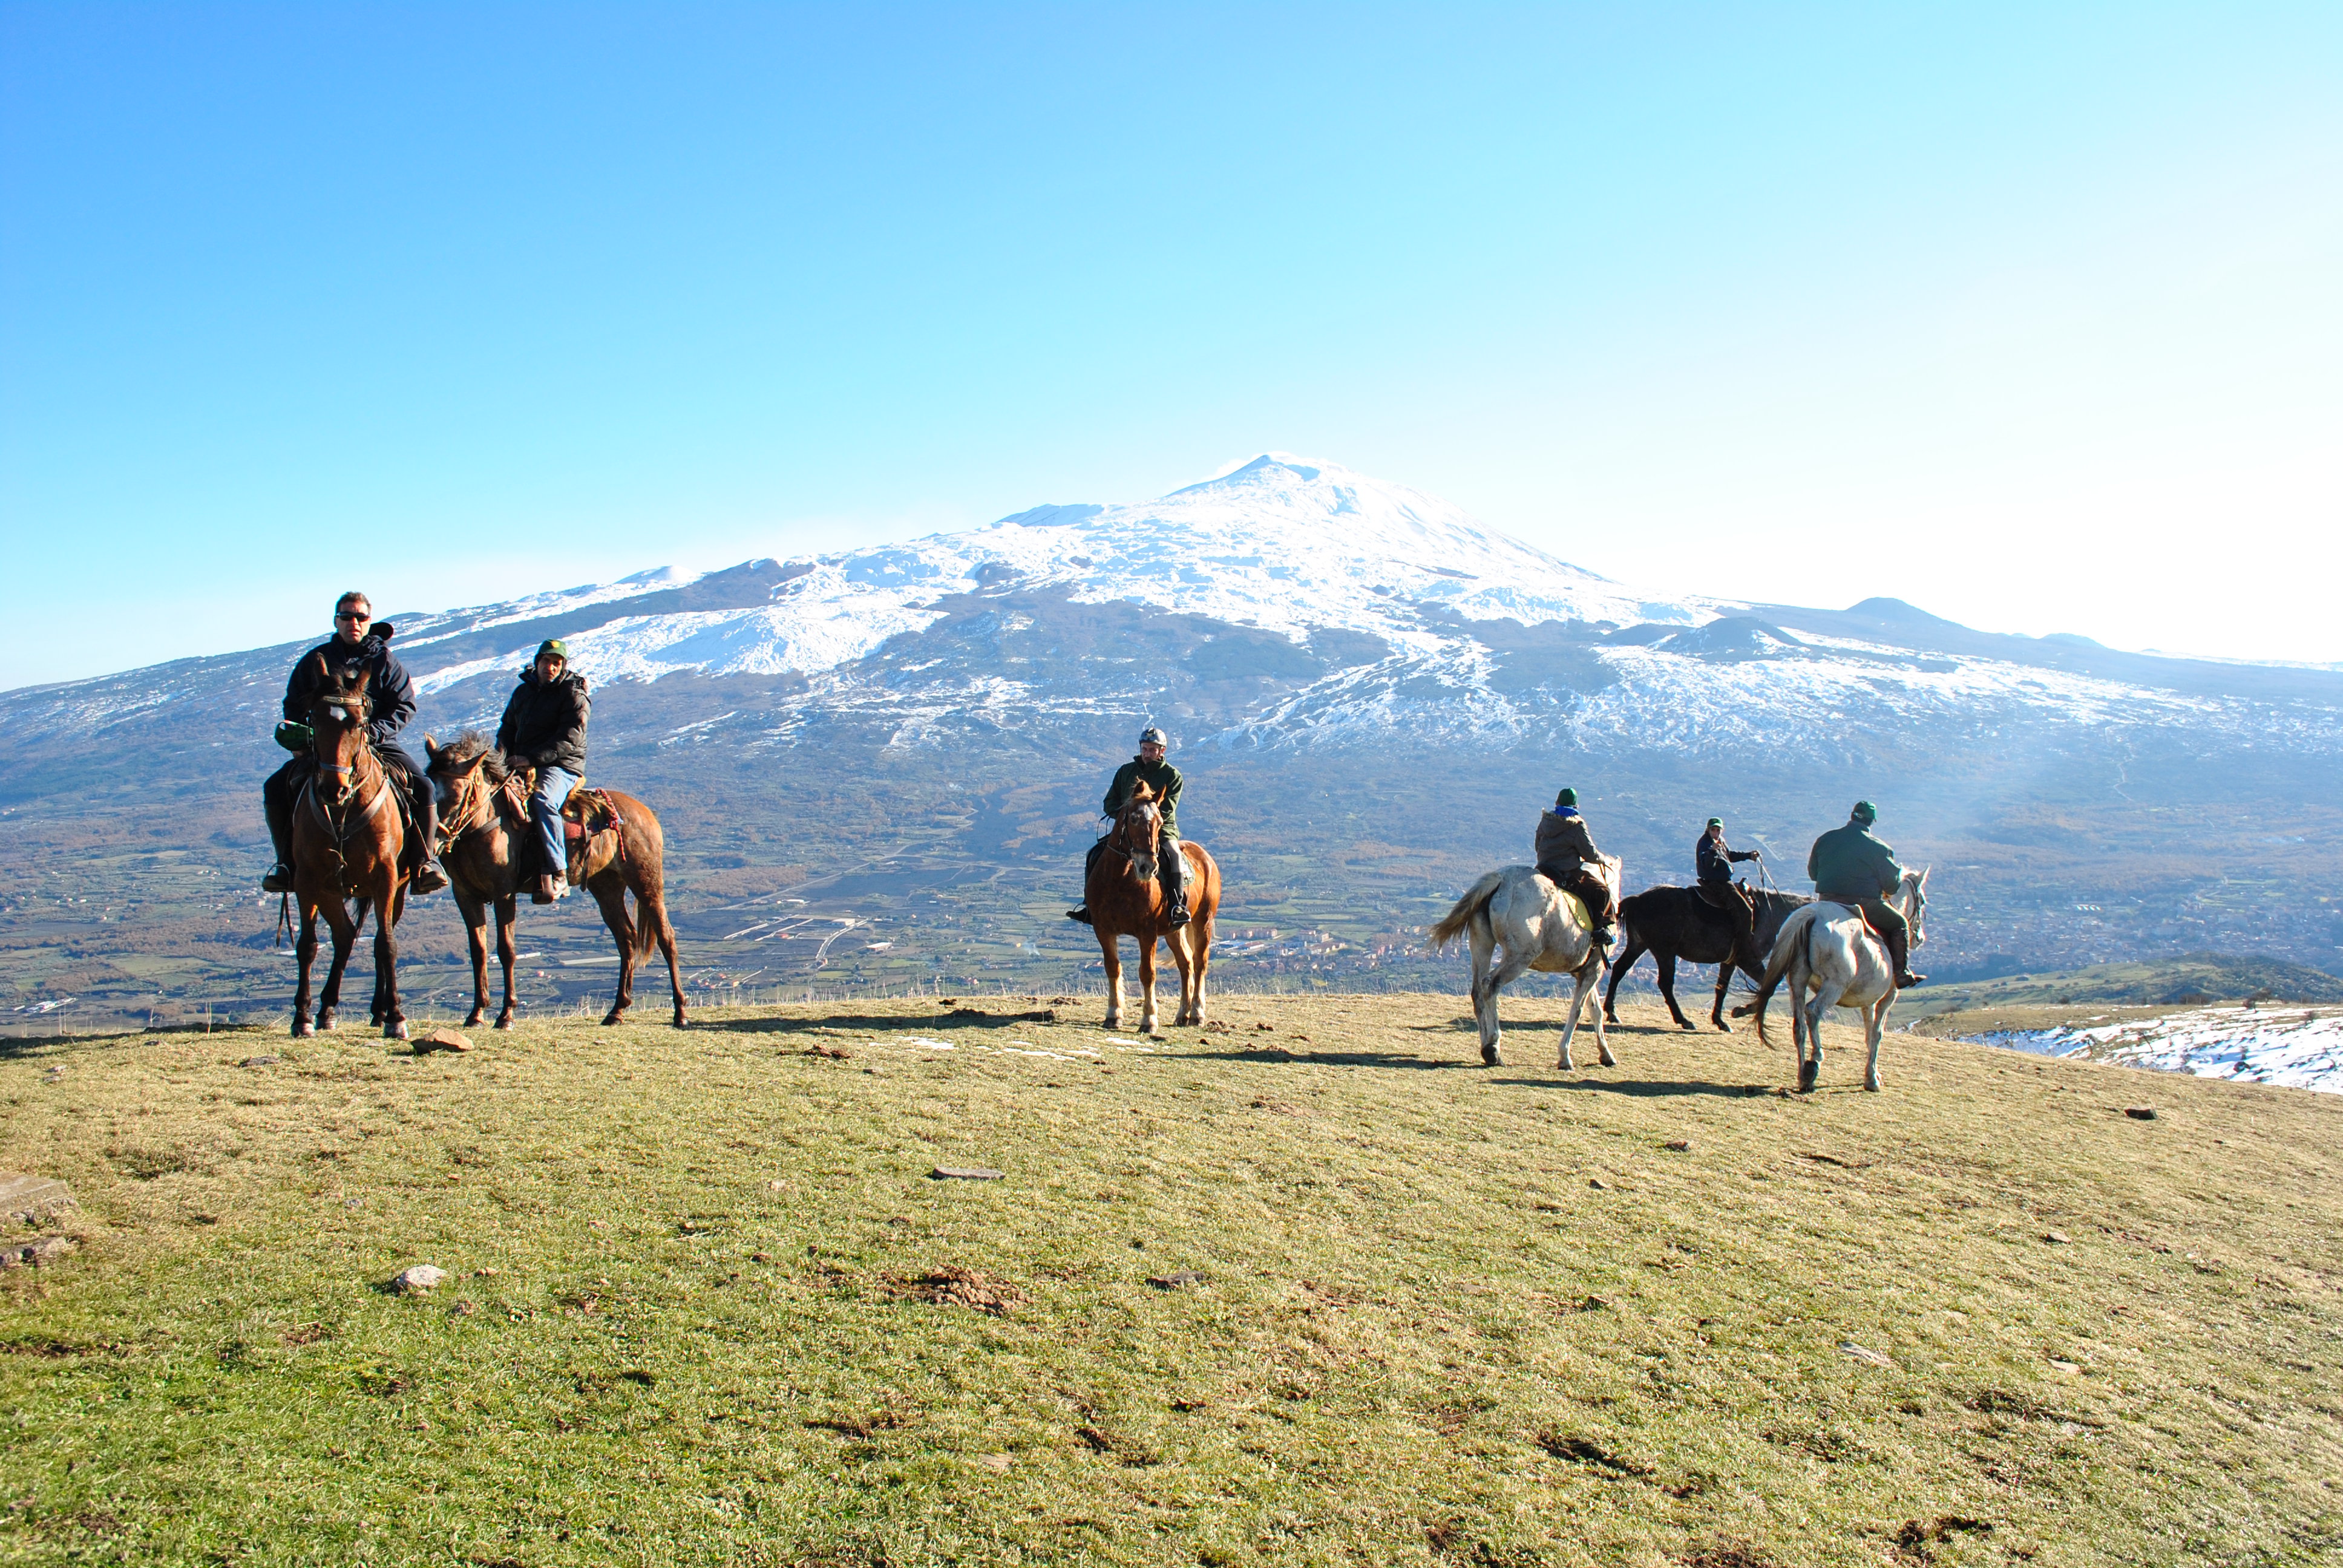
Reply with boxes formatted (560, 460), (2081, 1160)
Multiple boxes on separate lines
(1086, 781), (1221, 1034)
(289, 662), (413, 1039)
(425, 732), (689, 1028)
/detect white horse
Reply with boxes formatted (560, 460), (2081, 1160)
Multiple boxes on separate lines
(1429, 857), (1621, 1070)
(1752, 868), (1930, 1092)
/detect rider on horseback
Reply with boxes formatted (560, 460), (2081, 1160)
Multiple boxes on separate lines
(1695, 817), (1760, 926)
(1807, 800), (1924, 988)
(496, 639), (591, 906)
(1535, 788), (1616, 949)
(1067, 725), (1189, 929)
(261, 591), (448, 897)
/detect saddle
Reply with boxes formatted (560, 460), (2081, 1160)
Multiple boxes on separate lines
(500, 768), (624, 883)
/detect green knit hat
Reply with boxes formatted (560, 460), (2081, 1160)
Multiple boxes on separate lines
(1851, 799), (1878, 825)
(536, 639), (569, 661)
(1555, 787), (1578, 808)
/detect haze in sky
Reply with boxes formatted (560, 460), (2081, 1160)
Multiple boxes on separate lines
(2, 3), (2338, 688)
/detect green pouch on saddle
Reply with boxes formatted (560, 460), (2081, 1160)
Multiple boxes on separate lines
(274, 720), (314, 753)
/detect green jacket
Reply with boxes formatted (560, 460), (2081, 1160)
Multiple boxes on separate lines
(1105, 757), (1183, 838)
(1807, 822), (1902, 903)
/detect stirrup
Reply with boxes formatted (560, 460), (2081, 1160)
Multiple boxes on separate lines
(1896, 971), (1926, 989)
(1065, 907), (1093, 926)
(262, 863), (293, 893)
(412, 860), (450, 895)
(1167, 907), (1191, 929)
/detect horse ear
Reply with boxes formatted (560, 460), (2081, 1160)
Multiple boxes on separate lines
(424, 734), (438, 758)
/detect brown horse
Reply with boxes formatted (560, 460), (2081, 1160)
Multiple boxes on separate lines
(1085, 781), (1221, 1034)
(289, 662), (413, 1039)
(424, 732), (689, 1028)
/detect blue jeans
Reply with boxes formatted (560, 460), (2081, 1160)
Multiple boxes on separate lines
(532, 766), (579, 880)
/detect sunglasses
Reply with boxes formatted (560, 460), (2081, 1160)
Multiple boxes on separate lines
(335, 611), (369, 622)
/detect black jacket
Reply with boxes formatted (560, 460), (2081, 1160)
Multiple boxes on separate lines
(1105, 757), (1183, 838)
(1696, 834), (1759, 884)
(281, 632), (416, 747)
(496, 668), (591, 774)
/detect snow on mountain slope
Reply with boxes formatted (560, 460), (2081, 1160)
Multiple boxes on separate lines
(411, 454), (1717, 695)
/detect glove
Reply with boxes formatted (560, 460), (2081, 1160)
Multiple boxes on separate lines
(274, 720), (313, 753)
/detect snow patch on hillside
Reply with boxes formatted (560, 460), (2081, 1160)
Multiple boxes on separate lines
(1967, 1007), (2343, 1095)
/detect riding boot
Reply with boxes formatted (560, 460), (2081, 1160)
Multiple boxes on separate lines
(1067, 840), (1106, 924)
(410, 786), (450, 895)
(262, 785), (295, 893)
(1884, 925), (1925, 988)
(1166, 886), (1191, 929)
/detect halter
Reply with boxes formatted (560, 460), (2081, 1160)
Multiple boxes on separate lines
(434, 762), (499, 857)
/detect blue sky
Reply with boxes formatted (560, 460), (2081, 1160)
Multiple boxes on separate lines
(3, 2), (2338, 687)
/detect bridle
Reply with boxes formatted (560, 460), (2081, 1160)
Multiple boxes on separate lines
(434, 763), (497, 857)
(1101, 795), (1161, 878)
(300, 684), (390, 887)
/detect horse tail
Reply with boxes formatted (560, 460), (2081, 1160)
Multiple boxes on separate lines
(1752, 908), (1807, 1049)
(1429, 871), (1506, 953)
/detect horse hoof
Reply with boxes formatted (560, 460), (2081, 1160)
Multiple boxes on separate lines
(494, 1016), (513, 1031)
(1481, 1046), (1501, 1067)
(464, 1010), (485, 1027)
(316, 1012), (336, 1033)
(385, 1021), (408, 1040)
(1864, 1080), (1881, 1093)
(292, 1021), (313, 1039)
(672, 1012), (689, 1030)
(601, 1011), (624, 1027)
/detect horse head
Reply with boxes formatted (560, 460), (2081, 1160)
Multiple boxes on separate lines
(1904, 866), (1931, 949)
(309, 666), (375, 804)
(1117, 782), (1162, 881)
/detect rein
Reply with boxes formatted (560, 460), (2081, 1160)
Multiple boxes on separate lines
(300, 736), (390, 890)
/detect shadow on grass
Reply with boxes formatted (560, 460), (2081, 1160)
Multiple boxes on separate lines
(712, 1010), (1059, 1036)
(1488, 1076), (1778, 1099)
(1155, 1047), (1471, 1071)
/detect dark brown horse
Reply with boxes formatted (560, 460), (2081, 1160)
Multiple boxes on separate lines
(425, 732), (689, 1028)
(1602, 885), (1811, 1031)
(1085, 780), (1221, 1034)
(289, 662), (413, 1039)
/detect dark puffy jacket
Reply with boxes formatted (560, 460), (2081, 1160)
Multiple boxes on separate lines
(496, 670), (590, 774)
(1808, 822), (1902, 903)
(1696, 834), (1759, 884)
(1535, 809), (1602, 875)
(1105, 757), (1184, 837)
(281, 632), (416, 747)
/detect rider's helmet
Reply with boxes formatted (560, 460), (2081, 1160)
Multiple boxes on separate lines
(1851, 799), (1878, 825)
(1139, 725), (1168, 748)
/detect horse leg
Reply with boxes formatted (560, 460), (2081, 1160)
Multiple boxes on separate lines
(1097, 933), (1123, 1028)
(1138, 936), (1161, 1036)
(1711, 963), (1734, 1033)
(1656, 950), (1695, 1031)
(292, 898), (320, 1037)
(1801, 980), (1846, 1093)
(458, 895), (490, 1027)
(1600, 933), (1639, 1024)
(652, 898), (687, 1028)
(375, 882), (407, 1040)
(591, 881), (635, 1025)
(1189, 907), (1213, 1027)
(494, 897), (518, 1028)
(1167, 929), (1194, 1028)
(316, 897), (359, 1033)
(1864, 996), (1889, 1092)
(1559, 960), (1613, 1070)
(1467, 921), (1502, 1065)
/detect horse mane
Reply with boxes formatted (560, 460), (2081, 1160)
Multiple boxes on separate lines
(433, 729), (511, 782)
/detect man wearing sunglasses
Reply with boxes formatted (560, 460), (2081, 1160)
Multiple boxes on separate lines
(261, 590), (449, 897)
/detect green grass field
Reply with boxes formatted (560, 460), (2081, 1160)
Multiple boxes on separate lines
(4, 993), (2339, 1566)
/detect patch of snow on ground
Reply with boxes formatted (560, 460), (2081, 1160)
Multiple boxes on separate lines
(1965, 1007), (2343, 1095)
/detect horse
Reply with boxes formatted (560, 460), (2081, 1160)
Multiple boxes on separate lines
(1751, 868), (1930, 1092)
(1604, 885), (1813, 1032)
(1085, 780), (1221, 1034)
(1428, 857), (1621, 1070)
(424, 731), (690, 1029)
(288, 662), (413, 1039)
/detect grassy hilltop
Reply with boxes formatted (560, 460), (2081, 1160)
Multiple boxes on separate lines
(3, 996), (2339, 1566)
